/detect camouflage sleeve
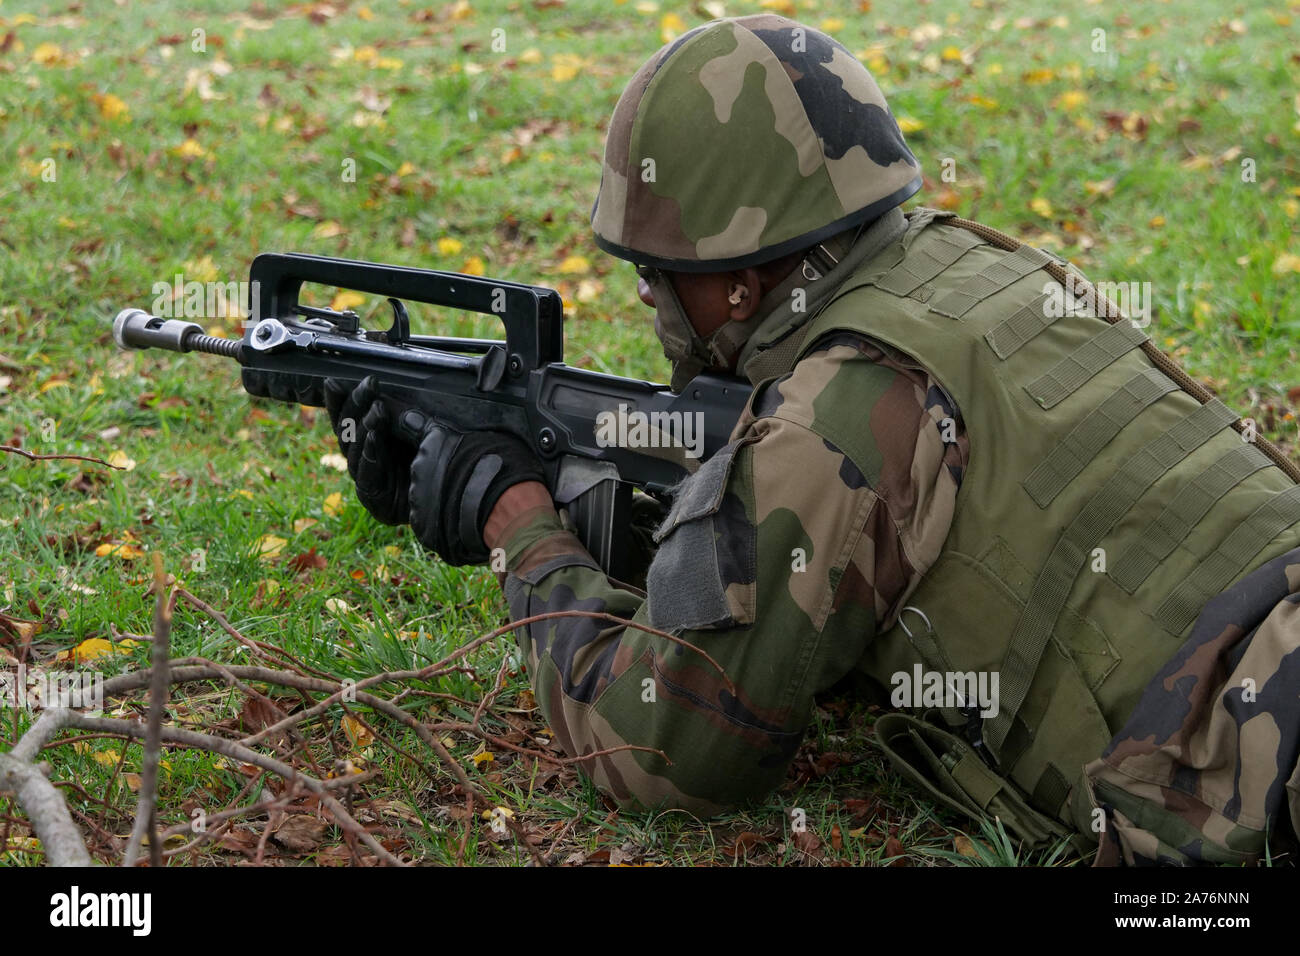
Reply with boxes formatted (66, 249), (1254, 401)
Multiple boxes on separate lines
(497, 332), (967, 815)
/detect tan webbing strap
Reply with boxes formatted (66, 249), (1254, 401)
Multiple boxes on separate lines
(985, 292), (1056, 359)
(1023, 368), (1178, 509)
(743, 324), (813, 386)
(1154, 483), (1300, 634)
(873, 228), (984, 298)
(928, 244), (1054, 319)
(986, 397), (1239, 757)
(1025, 320), (1149, 410)
(1110, 444), (1273, 594)
(947, 216), (1300, 485)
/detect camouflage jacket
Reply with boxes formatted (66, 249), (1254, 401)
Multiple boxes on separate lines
(497, 321), (969, 815)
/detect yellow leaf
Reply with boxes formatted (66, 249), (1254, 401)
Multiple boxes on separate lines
(966, 95), (998, 110)
(519, 48), (542, 64)
(1282, 199), (1299, 220)
(325, 597), (352, 615)
(1149, 215), (1166, 228)
(342, 714), (374, 748)
(1054, 90), (1087, 111)
(941, 45), (963, 62)
(91, 749), (122, 767)
(107, 450), (137, 471)
(377, 57), (403, 71)
(1022, 67), (1056, 84)
(94, 93), (130, 121)
(897, 116), (925, 134)
(172, 138), (207, 159)
(353, 46), (378, 65)
(954, 834), (979, 857)
(313, 220), (346, 238)
(39, 377), (68, 393)
(634, 0), (659, 12)
(396, 161), (415, 176)
(1030, 197), (1054, 219)
(471, 751), (495, 767)
(123, 772), (142, 792)
(462, 256), (486, 276)
(293, 517), (318, 533)
(437, 237), (463, 255)
(63, 638), (133, 664)
(558, 255), (589, 274)
(1272, 253), (1300, 275)
(551, 53), (584, 82)
(480, 806), (515, 821)
(323, 492), (345, 517)
(660, 12), (686, 42)
(576, 279), (603, 302)
(449, 0), (473, 19)
(252, 534), (287, 560)
(330, 291), (365, 311)
(184, 255), (220, 283)
(234, 488), (255, 499)
(759, 0), (794, 12)
(32, 42), (64, 65)
(358, 5), (374, 19)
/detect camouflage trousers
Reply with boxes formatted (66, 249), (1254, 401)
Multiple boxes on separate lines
(1080, 545), (1300, 866)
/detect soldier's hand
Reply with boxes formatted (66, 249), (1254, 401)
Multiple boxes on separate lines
(323, 376), (415, 526)
(240, 367), (327, 407)
(395, 409), (546, 566)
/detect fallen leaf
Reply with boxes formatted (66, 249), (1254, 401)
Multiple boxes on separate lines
(341, 714), (374, 748)
(252, 534), (287, 560)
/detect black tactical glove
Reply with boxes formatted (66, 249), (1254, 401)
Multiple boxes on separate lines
(395, 408), (546, 566)
(241, 367), (327, 407)
(323, 376), (415, 526)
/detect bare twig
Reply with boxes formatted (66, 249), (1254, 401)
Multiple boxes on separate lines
(124, 555), (173, 867)
(0, 445), (124, 469)
(50, 709), (404, 867)
(0, 754), (92, 866)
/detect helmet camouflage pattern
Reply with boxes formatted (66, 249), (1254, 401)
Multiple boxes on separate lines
(591, 14), (923, 272)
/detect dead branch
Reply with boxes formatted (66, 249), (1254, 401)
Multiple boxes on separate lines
(123, 555), (174, 867)
(0, 445), (124, 469)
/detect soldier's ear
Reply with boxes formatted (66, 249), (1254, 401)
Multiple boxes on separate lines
(727, 268), (763, 322)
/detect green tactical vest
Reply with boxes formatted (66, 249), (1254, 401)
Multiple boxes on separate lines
(778, 209), (1300, 842)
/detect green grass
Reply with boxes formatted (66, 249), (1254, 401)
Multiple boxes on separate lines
(1, 0), (1297, 866)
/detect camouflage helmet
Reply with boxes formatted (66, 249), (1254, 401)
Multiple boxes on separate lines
(591, 14), (922, 273)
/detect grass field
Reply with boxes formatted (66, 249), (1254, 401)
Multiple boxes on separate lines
(1, 0), (1298, 866)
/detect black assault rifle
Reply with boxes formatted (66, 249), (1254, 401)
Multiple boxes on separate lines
(113, 253), (752, 580)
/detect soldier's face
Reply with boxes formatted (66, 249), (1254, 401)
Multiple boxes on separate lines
(638, 270), (750, 341)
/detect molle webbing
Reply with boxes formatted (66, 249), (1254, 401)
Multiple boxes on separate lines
(1109, 445), (1273, 594)
(872, 228), (984, 297)
(1023, 368), (1179, 509)
(985, 396), (1241, 756)
(1154, 483), (1300, 634)
(1024, 320), (1149, 410)
(947, 216), (1300, 485)
(928, 244), (1055, 318)
(984, 292), (1057, 358)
